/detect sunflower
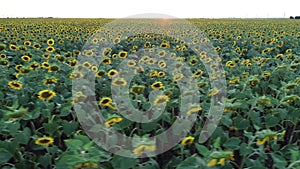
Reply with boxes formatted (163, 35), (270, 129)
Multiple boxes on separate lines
(38, 90), (56, 101)
(107, 69), (118, 78)
(69, 73), (83, 79)
(91, 38), (99, 44)
(208, 88), (219, 97)
(73, 50), (81, 55)
(96, 70), (105, 78)
(277, 41), (284, 48)
(130, 85), (146, 94)
(158, 60), (166, 68)
(144, 42), (151, 47)
(48, 65), (60, 72)
(30, 62), (40, 70)
(9, 44), (18, 51)
(42, 54), (51, 59)
(241, 59), (250, 65)
(43, 78), (58, 85)
(127, 60), (136, 67)
(207, 159), (218, 167)
(0, 60), (9, 66)
(197, 82), (208, 88)
(46, 46), (55, 53)
(113, 38), (121, 44)
(73, 162), (98, 169)
(186, 106), (202, 115)
(226, 61), (236, 68)
(91, 65), (98, 72)
(200, 51), (207, 59)
(157, 71), (165, 77)
(290, 64), (298, 71)
(105, 117), (123, 127)
(151, 81), (163, 90)
(118, 51), (127, 59)
(285, 49), (292, 54)
(99, 97), (113, 106)
(181, 136), (195, 146)
(256, 135), (277, 145)
(35, 137), (54, 146)
(207, 153), (234, 167)
(47, 39), (55, 46)
(102, 48), (112, 57)
(82, 61), (91, 68)
(193, 70), (203, 77)
(229, 77), (240, 84)
(153, 95), (169, 106)
(247, 77), (260, 86)
(8, 81), (23, 90)
(283, 95), (298, 103)
(275, 54), (283, 60)
(15, 64), (23, 71)
(160, 42), (169, 48)
(33, 43), (41, 50)
(262, 48), (271, 54)
(112, 54), (117, 59)
(150, 71), (158, 77)
(41, 62), (50, 69)
(0, 54), (6, 59)
(133, 144), (156, 155)
(112, 78), (127, 86)
(23, 41), (31, 46)
(102, 57), (111, 64)
(262, 71), (271, 77)
(189, 58), (197, 65)
(173, 73), (184, 82)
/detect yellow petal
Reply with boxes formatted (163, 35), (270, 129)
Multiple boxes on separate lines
(207, 159), (218, 167)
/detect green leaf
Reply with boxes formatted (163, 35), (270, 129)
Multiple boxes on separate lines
(64, 139), (83, 150)
(135, 159), (159, 169)
(43, 122), (60, 135)
(111, 155), (138, 169)
(221, 114), (232, 127)
(271, 153), (287, 168)
(265, 115), (280, 127)
(213, 137), (221, 148)
(176, 154), (205, 169)
(195, 143), (210, 157)
(0, 148), (13, 164)
(38, 154), (51, 168)
(141, 122), (157, 132)
(223, 137), (241, 150)
(240, 143), (253, 156)
(62, 121), (78, 136)
(234, 116), (250, 130)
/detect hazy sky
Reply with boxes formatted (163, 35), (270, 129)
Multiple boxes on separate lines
(0, 0), (299, 18)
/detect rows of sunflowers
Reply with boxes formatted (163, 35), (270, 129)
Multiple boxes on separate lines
(0, 18), (299, 169)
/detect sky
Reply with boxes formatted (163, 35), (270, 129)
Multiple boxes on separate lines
(0, 0), (299, 18)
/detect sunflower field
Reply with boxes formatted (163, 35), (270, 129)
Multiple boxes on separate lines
(0, 18), (299, 169)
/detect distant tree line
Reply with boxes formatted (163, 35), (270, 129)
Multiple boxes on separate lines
(290, 16), (300, 19)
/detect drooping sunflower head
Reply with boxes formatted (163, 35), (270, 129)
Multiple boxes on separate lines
(181, 136), (195, 146)
(99, 97), (113, 106)
(153, 95), (170, 106)
(21, 55), (31, 62)
(118, 51), (127, 59)
(151, 81), (163, 90)
(107, 69), (118, 78)
(46, 46), (55, 53)
(35, 137), (54, 146)
(8, 81), (23, 90)
(38, 90), (56, 101)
